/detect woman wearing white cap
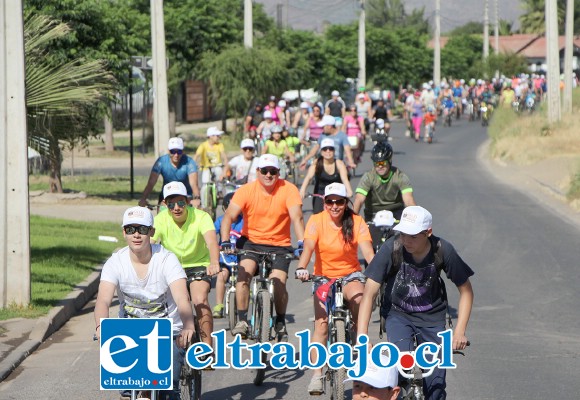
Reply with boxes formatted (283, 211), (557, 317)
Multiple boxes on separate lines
(224, 138), (259, 184)
(256, 110), (277, 143)
(295, 182), (374, 395)
(299, 138), (352, 214)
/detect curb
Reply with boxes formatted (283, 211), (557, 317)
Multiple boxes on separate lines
(0, 266), (103, 382)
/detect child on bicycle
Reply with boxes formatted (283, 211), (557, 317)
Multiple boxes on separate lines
(212, 192), (244, 318)
(195, 126), (228, 198)
(295, 183), (375, 396)
(424, 106), (437, 143)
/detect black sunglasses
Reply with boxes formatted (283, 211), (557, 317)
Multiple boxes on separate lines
(169, 149), (183, 155)
(242, 147), (254, 152)
(321, 147), (334, 152)
(124, 225), (151, 235)
(167, 200), (187, 210)
(259, 167), (279, 176)
(324, 198), (347, 206)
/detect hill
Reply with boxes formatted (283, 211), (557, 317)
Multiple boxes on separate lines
(256, 0), (524, 33)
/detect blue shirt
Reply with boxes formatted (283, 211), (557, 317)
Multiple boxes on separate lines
(317, 131), (350, 161)
(443, 98), (455, 109)
(215, 215), (244, 265)
(452, 87), (463, 98)
(151, 154), (198, 196)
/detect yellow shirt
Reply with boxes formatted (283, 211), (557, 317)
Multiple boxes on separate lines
(196, 141), (224, 168)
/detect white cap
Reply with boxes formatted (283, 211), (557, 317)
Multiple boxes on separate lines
(393, 206), (432, 235)
(375, 118), (385, 129)
(168, 137), (184, 150)
(344, 353), (399, 389)
(324, 182), (347, 198)
(320, 138), (335, 149)
(263, 110), (273, 119)
(122, 206), (154, 227)
(240, 138), (255, 149)
(278, 100), (286, 107)
(257, 154), (279, 169)
(300, 101), (309, 109)
(163, 181), (187, 199)
(331, 90), (339, 96)
(373, 210), (395, 227)
(318, 115), (337, 127)
(206, 127), (224, 137)
(357, 93), (365, 99)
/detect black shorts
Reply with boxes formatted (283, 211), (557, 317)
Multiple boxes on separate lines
(237, 237), (293, 273)
(184, 266), (212, 283)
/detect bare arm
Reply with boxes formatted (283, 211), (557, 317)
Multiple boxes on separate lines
(336, 160), (352, 197)
(188, 172), (201, 208)
(453, 279), (473, 350)
(295, 238), (316, 276)
(402, 191), (416, 207)
(299, 163), (317, 199)
(203, 229), (221, 276)
(139, 171), (160, 206)
(353, 192), (366, 215)
(359, 240), (374, 264)
(220, 202), (242, 243)
(357, 278), (381, 338)
(219, 150), (228, 179)
(343, 144), (355, 168)
(288, 204), (305, 242)
(168, 278), (195, 348)
(300, 143), (320, 169)
(93, 280), (116, 340)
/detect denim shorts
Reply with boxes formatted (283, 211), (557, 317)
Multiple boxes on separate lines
(312, 271), (366, 294)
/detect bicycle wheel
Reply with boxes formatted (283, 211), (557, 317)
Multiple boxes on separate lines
(227, 289), (238, 332)
(181, 319), (202, 400)
(253, 289), (271, 386)
(202, 184), (216, 220)
(330, 319), (347, 400)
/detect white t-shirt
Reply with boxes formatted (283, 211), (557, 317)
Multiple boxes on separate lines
(100, 244), (186, 332)
(228, 154), (259, 183)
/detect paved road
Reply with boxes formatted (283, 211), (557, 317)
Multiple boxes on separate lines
(2, 118), (579, 399)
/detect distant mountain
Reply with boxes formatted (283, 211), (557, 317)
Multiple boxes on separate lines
(255, 0), (524, 33)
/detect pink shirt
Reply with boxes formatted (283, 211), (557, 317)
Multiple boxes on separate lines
(344, 115), (363, 137)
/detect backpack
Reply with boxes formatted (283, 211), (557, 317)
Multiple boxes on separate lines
(378, 235), (452, 338)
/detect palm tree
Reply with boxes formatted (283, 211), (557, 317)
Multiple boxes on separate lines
(519, 0), (566, 34)
(25, 13), (114, 192)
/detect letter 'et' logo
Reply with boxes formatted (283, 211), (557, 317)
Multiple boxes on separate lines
(99, 318), (173, 391)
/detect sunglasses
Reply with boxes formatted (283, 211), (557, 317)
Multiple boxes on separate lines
(167, 200), (187, 210)
(242, 147), (254, 152)
(374, 161), (388, 168)
(124, 225), (151, 235)
(169, 149), (183, 155)
(321, 147), (335, 152)
(259, 167), (279, 176)
(324, 198), (347, 206)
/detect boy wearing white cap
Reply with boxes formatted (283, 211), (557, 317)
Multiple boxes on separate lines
(195, 127), (229, 193)
(224, 138), (259, 184)
(358, 206), (474, 400)
(94, 206), (195, 398)
(344, 352), (401, 400)
(139, 137), (201, 208)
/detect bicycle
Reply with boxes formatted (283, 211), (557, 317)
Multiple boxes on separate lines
(237, 249), (294, 386)
(299, 276), (355, 400)
(200, 166), (222, 219)
(220, 252), (239, 332)
(395, 332), (469, 400)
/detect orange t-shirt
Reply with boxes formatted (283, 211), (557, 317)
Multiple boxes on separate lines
(424, 113), (437, 125)
(304, 210), (372, 278)
(232, 179), (302, 246)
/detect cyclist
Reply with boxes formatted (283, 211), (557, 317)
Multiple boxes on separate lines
(138, 137), (201, 208)
(224, 138), (259, 184)
(295, 182), (374, 395)
(343, 104), (366, 164)
(442, 95), (455, 124)
(452, 81), (463, 116)
(344, 352), (401, 400)
(305, 103), (324, 144)
(212, 192), (243, 318)
(195, 126), (228, 198)
(94, 206), (195, 400)
(325, 90), (346, 119)
(220, 154), (305, 340)
(256, 110), (277, 142)
(262, 125), (295, 176)
(291, 101), (311, 142)
(357, 206), (474, 400)
(282, 126), (301, 156)
(299, 138), (352, 214)
(353, 143), (416, 248)
(370, 97), (391, 134)
(245, 101), (263, 137)
(424, 105), (437, 143)
(355, 93), (372, 133)
(500, 81), (516, 108)
(409, 91), (424, 142)
(264, 96), (284, 125)
(152, 182), (221, 346)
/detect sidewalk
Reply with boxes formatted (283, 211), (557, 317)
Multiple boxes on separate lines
(1, 131), (578, 383)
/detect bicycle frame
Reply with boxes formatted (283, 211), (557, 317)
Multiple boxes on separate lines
(397, 333), (441, 400)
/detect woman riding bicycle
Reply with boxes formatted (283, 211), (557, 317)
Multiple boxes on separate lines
(342, 104), (366, 164)
(295, 183), (374, 395)
(262, 125), (295, 178)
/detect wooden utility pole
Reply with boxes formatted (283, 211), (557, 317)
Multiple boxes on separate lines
(358, 0), (366, 88)
(434, 0), (441, 86)
(545, 0), (561, 123)
(563, 0), (574, 114)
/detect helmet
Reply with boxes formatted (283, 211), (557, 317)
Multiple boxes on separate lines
(270, 124), (283, 134)
(223, 192), (235, 209)
(371, 143), (393, 164)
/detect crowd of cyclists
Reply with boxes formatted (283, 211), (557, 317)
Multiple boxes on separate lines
(94, 77), (547, 398)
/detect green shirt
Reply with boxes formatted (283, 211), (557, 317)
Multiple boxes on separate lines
(284, 136), (300, 154)
(152, 207), (215, 268)
(355, 166), (413, 221)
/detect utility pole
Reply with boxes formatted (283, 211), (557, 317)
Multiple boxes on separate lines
(483, 0), (489, 59)
(358, 0), (366, 89)
(563, 0), (574, 114)
(244, 0), (253, 48)
(494, 0), (500, 55)
(545, 0), (561, 123)
(150, 0), (171, 156)
(0, 0), (31, 307)
(276, 3), (282, 29)
(433, 0), (441, 86)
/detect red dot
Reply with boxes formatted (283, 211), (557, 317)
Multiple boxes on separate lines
(400, 354), (414, 369)
(153, 380), (158, 385)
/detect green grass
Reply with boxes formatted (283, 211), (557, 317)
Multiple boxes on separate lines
(568, 168), (580, 201)
(0, 215), (122, 320)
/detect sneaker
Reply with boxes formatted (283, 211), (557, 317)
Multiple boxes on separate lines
(274, 321), (288, 342)
(231, 320), (249, 338)
(308, 375), (325, 395)
(212, 304), (224, 318)
(119, 390), (131, 400)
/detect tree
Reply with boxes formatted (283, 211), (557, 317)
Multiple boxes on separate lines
(25, 13), (114, 192)
(367, 0), (430, 34)
(468, 52), (529, 78)
(519, 0), (568, 34)
(440, 35), (483, 78)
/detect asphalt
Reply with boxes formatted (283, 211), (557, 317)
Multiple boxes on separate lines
(0, 120), (578, 383)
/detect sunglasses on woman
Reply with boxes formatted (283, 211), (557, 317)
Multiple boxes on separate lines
(324, 198), (347, 206)
(321, 147), (334, 152)
(124, 225), (151, 235)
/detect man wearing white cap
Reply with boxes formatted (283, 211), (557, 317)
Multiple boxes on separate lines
(94, 206), (195, 398)
(325, 90), (346, 119)
(220, 153), (305, 340)
(139, 137), (201, 208)
(195, 127), (228, 192)
(344, 352), (401, 400)
(224, 138), (259, 184)
(358, 206), (474, 400)
(299, 114), (356, 171)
